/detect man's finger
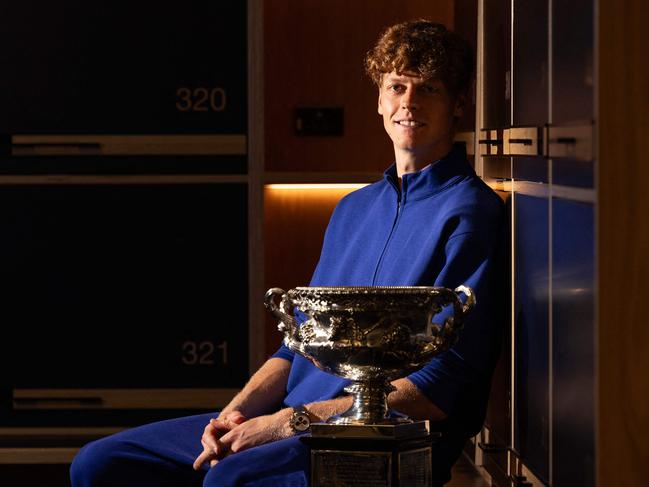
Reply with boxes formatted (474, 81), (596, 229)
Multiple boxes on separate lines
(202, 434), (220, 454)
(229, 412), (247, 424)
(211, 417), (240, 430)
(192, 449), (215, 471)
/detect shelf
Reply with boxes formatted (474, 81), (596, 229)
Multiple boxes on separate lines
(263, 172), (382, 185)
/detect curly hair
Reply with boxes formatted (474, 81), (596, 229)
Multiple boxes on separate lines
(365, 20), (474, 96)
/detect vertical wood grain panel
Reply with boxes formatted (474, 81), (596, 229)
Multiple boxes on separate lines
(597, 0), (649, 485)
(264, 0), (455, 173)
(263, 187), (360, 356)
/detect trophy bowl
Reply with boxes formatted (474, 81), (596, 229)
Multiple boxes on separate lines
(264, 286), (475, 426)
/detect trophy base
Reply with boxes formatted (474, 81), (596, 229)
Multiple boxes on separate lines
(311, 420), (432, 439)
(303, 425), (438, 487)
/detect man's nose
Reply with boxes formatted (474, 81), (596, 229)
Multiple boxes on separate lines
(400, 89), (419, 110)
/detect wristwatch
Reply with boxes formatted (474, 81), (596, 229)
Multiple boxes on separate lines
(289, 404), (311, 433)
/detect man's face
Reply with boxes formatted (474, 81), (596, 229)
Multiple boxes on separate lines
(378, 72), (464, 157)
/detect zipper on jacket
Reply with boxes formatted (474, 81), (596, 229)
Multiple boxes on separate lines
(371, 195), (403, 285)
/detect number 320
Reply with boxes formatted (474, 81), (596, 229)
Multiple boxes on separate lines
(176, 87), (226, 112)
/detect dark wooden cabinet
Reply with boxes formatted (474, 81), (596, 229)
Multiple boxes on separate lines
(482, 0), (511, 130)
(1, 1), (247, 135)
(512, 0), (548, 127)
(0, 1), (251, 428)
(552, 0), (594, 126)
(0, 183), (249, 395)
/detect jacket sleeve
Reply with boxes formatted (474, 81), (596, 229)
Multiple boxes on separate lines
(407, 226), (506, 422)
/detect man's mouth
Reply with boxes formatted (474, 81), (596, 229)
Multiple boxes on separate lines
(395, 120), (424, 127)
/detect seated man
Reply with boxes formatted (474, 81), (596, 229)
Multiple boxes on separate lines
(71, 20), (505, 487)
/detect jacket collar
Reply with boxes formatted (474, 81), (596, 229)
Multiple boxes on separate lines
(383, 142), (474, 202)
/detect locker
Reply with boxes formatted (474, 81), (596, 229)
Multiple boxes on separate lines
(552, 0), (594, 125)
(482, 0), (511, 130)
(0, 182), (249, 422)
(552, 198), (595, 487)
(0, 1), (247, 135)
(513, 0), (548, 127)
(514, 192), (550, 483)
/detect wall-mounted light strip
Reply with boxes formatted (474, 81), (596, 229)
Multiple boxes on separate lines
(265, 183), (369, 190)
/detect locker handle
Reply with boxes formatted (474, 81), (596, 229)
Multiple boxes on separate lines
(12, 142), (102, 149)
(551, 137), (577, 144)
(14, 396), (104, 408)
(478, 139), (503, 146)
(508, 138), (533, 146)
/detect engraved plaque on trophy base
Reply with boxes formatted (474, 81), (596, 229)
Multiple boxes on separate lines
(305, 436), (433, 487)
(303, 425), (438, 487)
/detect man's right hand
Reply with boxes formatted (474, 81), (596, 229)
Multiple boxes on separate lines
(192, 411), (247, 470)
(190, 357), (291, 470)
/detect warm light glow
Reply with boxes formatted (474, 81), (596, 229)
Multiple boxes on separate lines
(265, 183), (370, 190)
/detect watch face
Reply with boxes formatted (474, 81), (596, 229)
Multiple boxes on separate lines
(291, 412), (310, 432)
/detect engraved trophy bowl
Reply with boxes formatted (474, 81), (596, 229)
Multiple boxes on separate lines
(264, 286), (475, 427)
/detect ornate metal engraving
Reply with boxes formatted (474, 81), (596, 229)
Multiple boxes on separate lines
(264, 285), (475, 425)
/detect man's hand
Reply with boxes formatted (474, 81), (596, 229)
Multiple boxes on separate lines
(191, 358), (291, 471)
(192, 411), (247, 470)
(208, 409), (294, 466)
(192, 409), (294, 469)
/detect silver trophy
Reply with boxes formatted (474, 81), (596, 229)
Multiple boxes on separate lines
(264, 285), (475, 429)
(264, 286), (475, 487)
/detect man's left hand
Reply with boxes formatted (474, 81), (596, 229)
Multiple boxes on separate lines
(207, 409), (293, 467)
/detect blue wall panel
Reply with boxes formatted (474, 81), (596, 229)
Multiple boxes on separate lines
(514, 193), (550, 483)
(552, 198), (595, 487)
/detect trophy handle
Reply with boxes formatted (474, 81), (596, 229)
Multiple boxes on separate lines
(454, 285), (476, 315)
(264, 288), (300, 343)
(427, 285), (476, 351)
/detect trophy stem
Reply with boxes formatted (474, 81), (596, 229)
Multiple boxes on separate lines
(328, 380), (407, 425)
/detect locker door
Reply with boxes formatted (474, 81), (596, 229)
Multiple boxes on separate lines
(0, 182), (249, 419)
(552, 198), (595, 487)
(513, 0), (548, 127)
(454, 0), (478, 135)
(552, 0), (594, 125)
(514, 191), (550, 484)
(483, 0), (511, 130)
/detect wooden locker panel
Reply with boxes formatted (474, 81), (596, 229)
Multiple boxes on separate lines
(0, 1), (247, 135)
(598, 1), (649, 484)
(454, 0), (478, 134)
(552, 198), (595, 487)
(552, 158), (594, 189)
(552, 0), (594, 125)
(513, 192), (550, 484)
(512, 156), (548, 184)
(263, 186), (359, 357)
(482, 0), (511, 129)
(512, 0), (548, 127)
(0, 183), (249, 394)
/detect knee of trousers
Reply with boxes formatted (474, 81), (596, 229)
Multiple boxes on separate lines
(70, 437), (127, 486)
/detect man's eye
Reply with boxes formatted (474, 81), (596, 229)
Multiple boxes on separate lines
(422, 85), (439, 94)
(389, 85), (404, 92)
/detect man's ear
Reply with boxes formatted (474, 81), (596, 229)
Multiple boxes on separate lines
(453, 93), (467, 118)
(378, 91), (383, 115)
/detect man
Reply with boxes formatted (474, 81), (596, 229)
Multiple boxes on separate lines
(71, 20), (504, 486)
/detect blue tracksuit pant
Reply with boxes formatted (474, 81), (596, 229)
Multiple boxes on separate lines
(70, 412), (461, 486)
(70, 413), (310, 486)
